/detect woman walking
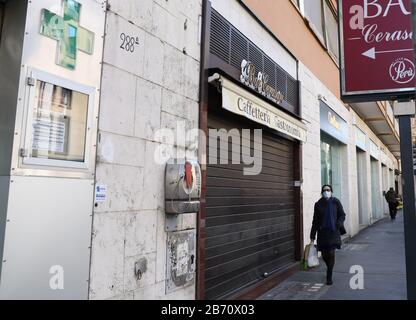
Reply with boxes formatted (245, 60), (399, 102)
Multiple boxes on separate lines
(310, 185), (346, 285)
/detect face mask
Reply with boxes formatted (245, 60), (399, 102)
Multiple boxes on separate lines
(323, 191), (332, 199)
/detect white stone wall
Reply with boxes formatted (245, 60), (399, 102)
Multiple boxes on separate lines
(89, 0), (202, 300)
(299, 62), (398, 245)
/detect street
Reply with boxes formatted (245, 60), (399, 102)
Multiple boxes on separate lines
(259, 212), (406, 300)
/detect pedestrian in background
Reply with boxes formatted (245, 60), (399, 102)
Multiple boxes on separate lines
(385, 187), (398, 220)
(310, 185), (346, 285)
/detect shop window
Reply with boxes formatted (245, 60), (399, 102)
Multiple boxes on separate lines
(321, 132), (342, 198)
(22, 68), (95, 170)
(321, 139), (332, 184)
(29, 80), (88, 162)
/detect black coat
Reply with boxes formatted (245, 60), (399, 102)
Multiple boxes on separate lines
(310, 197), (346, 251)
(385, 190), (397, 204)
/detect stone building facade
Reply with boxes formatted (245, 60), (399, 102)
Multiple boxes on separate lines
(89, 0), (202, 300)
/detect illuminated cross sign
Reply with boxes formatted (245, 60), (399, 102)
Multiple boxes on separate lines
(40, 0), (94, 70)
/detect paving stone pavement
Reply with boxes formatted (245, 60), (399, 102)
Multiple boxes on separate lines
(258, 211), (407, 300)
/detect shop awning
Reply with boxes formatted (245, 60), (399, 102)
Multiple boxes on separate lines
(208, 73), (307, 143)
(350, 101), (401, 159)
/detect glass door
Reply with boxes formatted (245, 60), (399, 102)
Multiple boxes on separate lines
(321, 132), (342, 198)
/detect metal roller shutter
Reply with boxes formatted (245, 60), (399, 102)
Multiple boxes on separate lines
(205, 111), (296, 300)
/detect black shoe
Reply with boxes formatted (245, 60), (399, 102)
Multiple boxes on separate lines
(326, 271), (333, 285)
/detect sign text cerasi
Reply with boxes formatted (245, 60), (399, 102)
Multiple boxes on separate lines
(339, 0), (415, 102)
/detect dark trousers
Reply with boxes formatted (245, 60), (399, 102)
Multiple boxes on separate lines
(388, 202), (397, 219)
(322, 250), (335, 282)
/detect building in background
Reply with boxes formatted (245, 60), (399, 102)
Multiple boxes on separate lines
(199, 0), (305, 300)
(196, 0), (401, 299)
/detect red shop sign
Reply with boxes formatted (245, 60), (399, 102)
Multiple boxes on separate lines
(339, 0), (415, 102)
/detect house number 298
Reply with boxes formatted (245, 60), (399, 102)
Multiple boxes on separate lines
(120, 33), (139, 53)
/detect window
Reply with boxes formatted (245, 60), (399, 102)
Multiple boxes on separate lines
(303, 0), (325, 43)
(22, 68), (95, 170)
(323, 1), (339, 61)
(30, 80), (89, 162)
(321, 132), (342, 198)
(302, 0), (340, 64)
(290, 0), (300, 9)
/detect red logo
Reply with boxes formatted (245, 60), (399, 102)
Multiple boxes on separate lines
(184, 161), (194, 190)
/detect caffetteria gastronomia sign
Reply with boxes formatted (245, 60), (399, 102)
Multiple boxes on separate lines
(339, 0), (415, 102)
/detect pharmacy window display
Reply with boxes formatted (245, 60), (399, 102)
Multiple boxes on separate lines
(30, 80), (88, 162)
(22, 69), (94, 169)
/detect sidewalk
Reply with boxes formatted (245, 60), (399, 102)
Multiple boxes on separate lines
(258, 211), (407, 300)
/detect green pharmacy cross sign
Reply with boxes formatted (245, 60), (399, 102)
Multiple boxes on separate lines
(40, 0), (95, 70)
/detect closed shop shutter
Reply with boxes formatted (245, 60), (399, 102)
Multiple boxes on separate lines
(205, 111), (296, 300)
